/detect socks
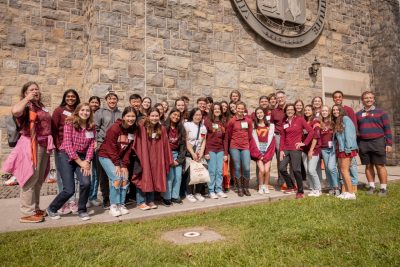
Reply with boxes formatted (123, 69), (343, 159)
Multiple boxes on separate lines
(369, 182), (375, 188)
(381, 184), (387, 190)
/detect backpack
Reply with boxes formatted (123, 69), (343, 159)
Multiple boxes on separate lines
(6, 115), (21, 147)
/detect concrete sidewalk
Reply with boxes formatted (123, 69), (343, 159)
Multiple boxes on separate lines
(0, 165), (399, 233)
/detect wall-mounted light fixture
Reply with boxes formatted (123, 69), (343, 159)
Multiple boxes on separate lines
(308, 57), (320, 78)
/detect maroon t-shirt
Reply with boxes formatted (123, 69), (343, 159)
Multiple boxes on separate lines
(204, 119), (228, 155)
(302, 119), (321, 156)
(320, 127), (334, 149)
(226, 116), (253, 150)
(168, 127), (179, 151)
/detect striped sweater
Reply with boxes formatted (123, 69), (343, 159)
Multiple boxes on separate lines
(356, 106), (392, 146)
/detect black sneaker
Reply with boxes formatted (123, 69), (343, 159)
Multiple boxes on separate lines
(171, 198), (183, 205)
(162, 199), (172, 207)
(102, 199), (110, 210)
(366, 187), (376, 195)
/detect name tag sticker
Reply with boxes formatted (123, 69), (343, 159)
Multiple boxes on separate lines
(328, 141), (333, 148)
(85, 131), (94, 138)
(62, 110), (72, 116)
(283, 124), (289, 129)
(152, 133), (157, 139)
(212, 123), (219, 130)
(128, 133), (134, 140)
(42, 107), (49, 113)
(241, 122), (248, 129)
(362, 113), (367, 117)
(266, 115), (271, 121)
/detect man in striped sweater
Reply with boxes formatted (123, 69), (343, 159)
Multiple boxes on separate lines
(356, 91), (393, 196)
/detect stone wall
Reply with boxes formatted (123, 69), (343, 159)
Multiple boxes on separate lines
(370, 0), (400, 165)
(0, 0), (399, 165)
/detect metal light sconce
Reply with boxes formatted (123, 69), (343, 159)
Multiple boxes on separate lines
(308, 57), (320, 78)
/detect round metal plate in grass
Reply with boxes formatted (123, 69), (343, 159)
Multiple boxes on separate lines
(162, 227), (224, 245)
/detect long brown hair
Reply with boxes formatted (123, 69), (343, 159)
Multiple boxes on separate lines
(253, 107), (270, 128)
(209, 102), (225, 133)
(144, 107), (162, 139)
(331, 104), (346, 133)
(303, 104), (315, 122)
(65, 103), (95, 130)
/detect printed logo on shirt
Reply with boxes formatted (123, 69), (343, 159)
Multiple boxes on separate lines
(256, 128), (269, 137)
(118, 134), (129, 149)
(62, 110), (72, 117)
(85, 131), (94, 139)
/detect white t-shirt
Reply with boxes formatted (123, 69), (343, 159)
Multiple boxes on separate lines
(184, 121), (207, 153)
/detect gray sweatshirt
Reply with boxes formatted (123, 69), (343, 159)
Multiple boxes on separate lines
(94, 107), (122, 145)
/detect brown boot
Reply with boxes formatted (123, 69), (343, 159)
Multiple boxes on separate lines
(236, 178), (244, 197)
(243, 178), (251, 196)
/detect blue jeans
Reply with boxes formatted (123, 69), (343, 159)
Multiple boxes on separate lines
(207, 151), (224, 193)
(321, 148), (339, 188)
(136, 188), (154, 205)
(350, 157), (358, 185)
(98, 157), (129, 206)
(229, 149), (250, 180)
(163, 151), (183, 200)
(48, 151), (90, 213)
(302, 153), (322, 191)
(54, 150), (77, 202)
(88, 151), (99, 201)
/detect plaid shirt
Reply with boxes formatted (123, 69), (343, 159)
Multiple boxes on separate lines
(60, 122), (96, 161)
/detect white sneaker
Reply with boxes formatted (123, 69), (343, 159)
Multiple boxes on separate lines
(109, 205), (121, 217)
(309, 190), (321, 197)
(119, 205), (129, 215)
(209, 192), (218, 199)
(263, 186), (270, 194)
(194, 193), (205, 202)
(336, 193), (347, 199)
(258, 187), (264, 194)
(186, 194), (197, 203)
(343, 192), (356, 200)
(217, 192), (228, 198)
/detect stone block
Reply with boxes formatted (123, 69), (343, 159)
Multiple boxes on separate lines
(41, 0), (56, 10)
(147, 16), (166, 28)
(41, 9), (70, 21)
(110, 49), (131, 61)
(100, 69), (118, 82)
(112, 1), (130, 14)
(18, 61), (39, 75)
(180, 0), (197, 7)
(59, 59), (72, 68)
(198, 20), (213, 33)
(166, 55), (190, 71)
(3, 59), (18, 69)
(213, 23), (234, 32)
(92, 84), (112, 97)
(122, 39), (144, 51)
(164, 77), (176, 88)
(171, 39), (188, 51)
(146, 38), (164, 53)
(147, 72), (163, 87)
(215, 62), (238, 88)
(99, 11), (121, 27)
(177, 79), (191, 90)
(128, 63), (145, 78)
(92, 55), (109, 68)
(7, 28), (26, 47)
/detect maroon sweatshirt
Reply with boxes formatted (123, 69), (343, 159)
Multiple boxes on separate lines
(52, 106), (74, 149)
(272, 105), (285, 134)
(343, 105), (358, 130)
(98, 119), (135, 167)
(226, 115), (253, 150)
(280, 115), (314, 151)
(204, 118), (228, 155)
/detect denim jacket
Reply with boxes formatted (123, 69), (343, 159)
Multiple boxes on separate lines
(334, 116), (358, 153)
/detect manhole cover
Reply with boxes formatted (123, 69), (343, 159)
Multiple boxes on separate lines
(162, 227), (224, 245)
(183, 231), (201, 238)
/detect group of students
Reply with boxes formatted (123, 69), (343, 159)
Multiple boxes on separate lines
(2, 82), (393, 223)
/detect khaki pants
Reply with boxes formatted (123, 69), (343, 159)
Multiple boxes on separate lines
(20, 145), (49, 215)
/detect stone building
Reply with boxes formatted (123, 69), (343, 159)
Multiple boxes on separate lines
(0, 0), (399, 165)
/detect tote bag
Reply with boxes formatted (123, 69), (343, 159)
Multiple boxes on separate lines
(188, 160), (210, 185)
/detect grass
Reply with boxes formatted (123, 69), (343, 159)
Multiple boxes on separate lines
(1, 185), (400, 267)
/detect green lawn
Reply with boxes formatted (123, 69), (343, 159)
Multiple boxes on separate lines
(1, 185), (400, 267)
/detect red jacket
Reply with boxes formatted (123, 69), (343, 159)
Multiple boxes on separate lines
(280, 116), (314, 151)
(302, 118), (321, 156)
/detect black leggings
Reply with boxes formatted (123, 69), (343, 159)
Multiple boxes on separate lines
(278, 150), (304, 193)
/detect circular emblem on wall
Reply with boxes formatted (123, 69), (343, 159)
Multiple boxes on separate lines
(232, 0), (327, 48)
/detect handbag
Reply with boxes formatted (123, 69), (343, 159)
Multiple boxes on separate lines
(188, 160), (210, 185)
